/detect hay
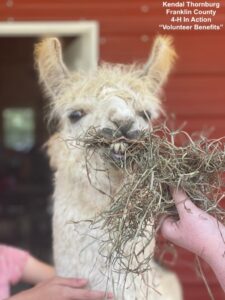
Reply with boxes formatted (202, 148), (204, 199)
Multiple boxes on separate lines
(77, 124), (225, 275)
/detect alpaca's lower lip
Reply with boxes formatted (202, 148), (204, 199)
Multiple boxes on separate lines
(110, 151), (125, 161)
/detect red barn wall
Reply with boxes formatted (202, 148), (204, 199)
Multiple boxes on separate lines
(0, 0), (225, 299)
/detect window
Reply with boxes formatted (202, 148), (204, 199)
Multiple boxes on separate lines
(3, 108), (35, 151)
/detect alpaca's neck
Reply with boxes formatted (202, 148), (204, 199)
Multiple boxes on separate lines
(53, 149), (156, 286)
(53, 150), (124, 219)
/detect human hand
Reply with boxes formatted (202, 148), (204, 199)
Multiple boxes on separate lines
(161, 189), (225, 265)
(8, 276), (114, 300)
(22, 256), (55, 284)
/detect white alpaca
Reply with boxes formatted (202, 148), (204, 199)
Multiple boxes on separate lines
(35, 36), (183, 299)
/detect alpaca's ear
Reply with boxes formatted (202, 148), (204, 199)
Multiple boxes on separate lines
(34, 38), (69, 98)
(143, 36), (177, 93)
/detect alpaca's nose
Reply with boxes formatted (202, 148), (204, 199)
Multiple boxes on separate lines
(111, 119), (140, 139)
(112, 119), (134, 135)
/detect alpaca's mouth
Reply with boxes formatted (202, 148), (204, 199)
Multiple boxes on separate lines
(109, 142), (128, 161)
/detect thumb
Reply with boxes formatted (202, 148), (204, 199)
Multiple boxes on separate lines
(161, 217), (180, 241)
(172, 189), (197, 217)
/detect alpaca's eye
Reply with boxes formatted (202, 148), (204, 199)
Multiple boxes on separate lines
(139, 111), (151, 121)
(69, 110), (85, 123)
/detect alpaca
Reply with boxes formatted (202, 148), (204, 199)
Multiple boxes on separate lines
(35, 36), (183, 300)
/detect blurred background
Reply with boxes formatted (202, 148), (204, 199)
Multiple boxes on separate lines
(0, 0), (224, 299)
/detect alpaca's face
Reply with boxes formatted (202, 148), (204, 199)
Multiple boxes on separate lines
(61, 82), (161, 160)
(35, 36), (176, 165)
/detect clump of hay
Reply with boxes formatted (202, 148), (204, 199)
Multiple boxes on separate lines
(77, 124), (225, 275)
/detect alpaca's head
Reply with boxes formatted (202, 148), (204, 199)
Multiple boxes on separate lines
(35, 36), (176, 168)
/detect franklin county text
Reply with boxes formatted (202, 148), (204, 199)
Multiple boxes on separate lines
(160, 1), (223, 31)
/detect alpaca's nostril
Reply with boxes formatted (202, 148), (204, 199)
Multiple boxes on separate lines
(101, 128), (114, 138)
(101, 127), (122, 139)
(125, 130), (141, 140)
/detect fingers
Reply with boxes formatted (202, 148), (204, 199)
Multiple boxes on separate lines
(172, 189), (197, 218)
(67, 278), (88, 288)
(54, 277), (88, 288)
(68, 288), (113, 300)
(51, 277), (114, 299)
